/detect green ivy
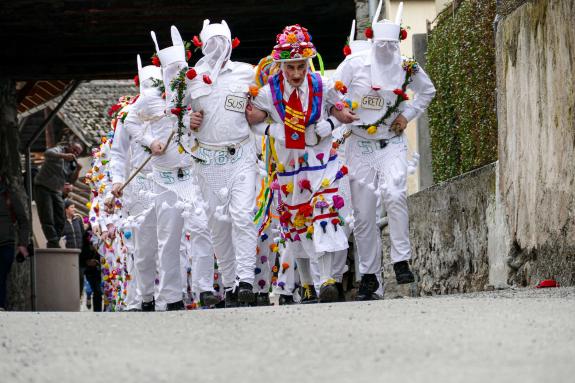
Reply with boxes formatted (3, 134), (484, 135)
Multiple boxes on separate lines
(426, 0), (497, 182)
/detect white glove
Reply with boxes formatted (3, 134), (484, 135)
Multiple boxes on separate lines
(315, 120), (332, 138)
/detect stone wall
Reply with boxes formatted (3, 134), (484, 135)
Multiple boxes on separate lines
(496, 0), (575, 286)
(383, 163), (496, 297)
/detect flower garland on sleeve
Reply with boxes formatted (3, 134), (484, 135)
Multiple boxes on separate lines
(357, 58), (419, 133)
(169, 67), (189, 154)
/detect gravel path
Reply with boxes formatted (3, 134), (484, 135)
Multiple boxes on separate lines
(1, 287), (574, 383)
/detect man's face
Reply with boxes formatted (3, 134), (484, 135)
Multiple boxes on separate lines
(284, 60), (308, 88)
(68, 143), (83, 156)
(66, 204), (75, 217)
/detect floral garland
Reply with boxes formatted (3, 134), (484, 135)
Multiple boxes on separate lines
(168, 67), (189, 154)
(150, 78), (166, 98)
(357, 58), (419, 134)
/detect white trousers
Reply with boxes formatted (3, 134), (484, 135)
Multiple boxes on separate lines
(347, 134), (411, 275)
(197, 152), (257, 288)
(254, 230), (277, 293)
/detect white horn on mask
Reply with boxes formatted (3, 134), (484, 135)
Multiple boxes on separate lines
(349, 19), (356, 42)
(203, 19), (210, 28)
(150, 31), (160, 53)
(395, 2), (404, 25)
(137, 54), (143, 72)
(170, 25), (184, 46)
(372, 0), (382, 25)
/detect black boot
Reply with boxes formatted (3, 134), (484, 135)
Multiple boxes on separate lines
(255, 292), (271, 306)
(200, 291), (220, 307)
(355, 274), (380, 301)
(225, 288), (238, 308)
(319, 280), (339, 303)
(300, 284), (318, 304)
(394, 261), (415, 284)
(278, 294), (295, 305)
(141, 298), (155, 312)
(166, 301), (186, 311)
(166, 300), (185, 311)
(336, 282), (346, 302)
(237, 282), (255, 305)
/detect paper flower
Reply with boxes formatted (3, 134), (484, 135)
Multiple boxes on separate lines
(232, 37), (241, 49)
(332, 195), (345, 209)
(367, 125), (378, 135)
(260, 233), (269, 242)
(298, 204), (313, 217)
(316, 153), (325, 165)
(331, 218), (341, 231)
(298, 179), (312, 193)
(293, 214), (306, 227)
(364, 27), (373, 39)
(281, 262), (290, 273)
(260, 255), (268, 263)
(255, 267), (261, 275)
(192, 35), (202, 47)
(393, 88), (409, 100)
(277, 163), (285, 172)
(258, 279), (266, 289)
(151, 55), (160, 67)
(320, 221), (328, 233)
(343, 45), (351, 56)
(334, 101), (345, 111)
(249, 85), (259, 97)
(321, 178), (331, 188)
(281, 182), (293, 196)
(306, 225), (314, 239)
(315, 200), (329, 213)
(203, 74), (212, 84)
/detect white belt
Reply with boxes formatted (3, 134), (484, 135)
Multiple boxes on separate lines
(193, 136), (251, 154)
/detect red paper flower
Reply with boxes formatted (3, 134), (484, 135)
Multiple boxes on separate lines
(364, 27), (373, 39)
(298, 204), (313, 217)
(186, 68), (197, 80)
(171, 107), (182, 115)
(203, 74), (212, 84)
(393, 88), (409, 100)
(151, 55), (160, 67)
(192, 35), (202, 47)
(340, 165), (348, 175)
(400, 28), (408, 41)
(298, 179), (312, 193)
(343, 45), (351, 56)
(133, 75), (139, 87)
(232, 37), (240, 49)
(186, 50), (192, 61)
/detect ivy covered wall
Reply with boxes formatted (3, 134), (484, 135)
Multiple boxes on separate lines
(426, 0), (497, 182)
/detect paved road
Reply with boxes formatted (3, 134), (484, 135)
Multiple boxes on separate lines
(1, 287), (574, 383)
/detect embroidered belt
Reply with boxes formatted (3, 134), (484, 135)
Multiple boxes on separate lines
(192, 136), (251, 155)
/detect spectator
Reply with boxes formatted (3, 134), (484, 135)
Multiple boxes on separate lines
(81, 228), (102, 312)
(34, 141), (83, 248)
(0, 176), (31, 311)
(62, 200), (83, 249)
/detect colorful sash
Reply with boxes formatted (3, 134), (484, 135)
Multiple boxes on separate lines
(269, 72), (323, 149)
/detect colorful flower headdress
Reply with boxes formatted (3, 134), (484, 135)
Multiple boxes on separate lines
(272, 24), (316, 62)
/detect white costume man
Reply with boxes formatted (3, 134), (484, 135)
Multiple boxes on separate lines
(166, 20), (258, 308)
(110, 61), (159, 311)
(124, 35), (216, 310)
(247, 24), (358, 303)
(333, 2), (436, 300)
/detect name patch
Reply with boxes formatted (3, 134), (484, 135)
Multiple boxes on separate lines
(224, 95), (247, 113)
(361, 95), (384, 110)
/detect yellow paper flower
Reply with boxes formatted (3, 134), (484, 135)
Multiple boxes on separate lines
(321, 178), (331, 188)
(302, 48), (314, 57)
(351, 101), (358, 110)
(286, 33), (298, 43)
(178, 144), (184, 154)
(367, 125), (377, 135)
(86, 201), (92, 209)
(306, 225), (314, 234)
(293, 214), (306, 227)
(285, 182), (294, 194)
(277, 163), (285, 172)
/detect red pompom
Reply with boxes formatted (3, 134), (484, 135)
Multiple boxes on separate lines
(340, 165), (348, 175)
(364, 27), (374, 39)
(192, 36), (202, 47)
(186, 50), (192, 61)
(343, 45), (352, 56)
(232, 37), (240, 49)
(202, 74), (212, 84)
(151, 55), (160, 67)
(171, 107), (182, 115)
(133, 75), (139, 87)
(400, 28), (408, 41)
(186, 68), (197, 80)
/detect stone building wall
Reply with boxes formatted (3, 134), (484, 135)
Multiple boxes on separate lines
(496, 0), (575, 286)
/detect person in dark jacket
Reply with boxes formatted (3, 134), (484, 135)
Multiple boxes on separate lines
(34, 141), (83, 248)
(62, 200), (84, 249)
(0, 176), (31, 311)
(80, 228), (102, 312)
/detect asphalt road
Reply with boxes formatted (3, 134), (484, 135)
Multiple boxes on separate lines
(1, 287), (574, 383)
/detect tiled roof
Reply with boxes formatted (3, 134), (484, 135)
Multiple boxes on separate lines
(52, 80), (137, 147)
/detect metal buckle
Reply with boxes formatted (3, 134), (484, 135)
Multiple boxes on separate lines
(227, 145), (237, 156)
(378, 139), (388, 149)
(177, 168), (184, 179)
